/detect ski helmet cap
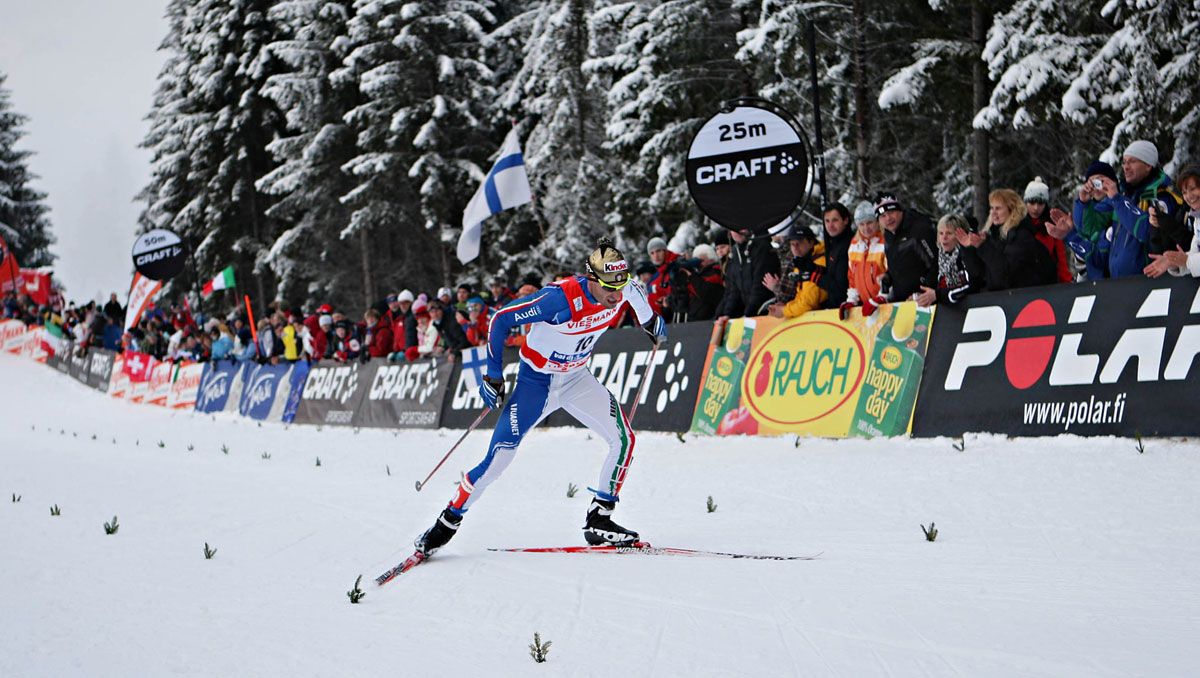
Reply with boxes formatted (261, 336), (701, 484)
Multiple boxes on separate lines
(586, 237), (631, 289)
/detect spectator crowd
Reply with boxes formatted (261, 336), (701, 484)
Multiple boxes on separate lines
(5, 139), (1199, 367)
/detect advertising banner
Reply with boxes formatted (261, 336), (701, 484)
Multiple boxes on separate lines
(109, 354), (129, 398)
(87, 350), (115, 392)
(293, 361), (365, 426)
(280, 360), (310, 423)
(195, 361), (242, 413)
(690, 303), (934, 437)
(167, 362), (204, 409)
(913, 275), (1200, 437)
(1, 319), (27, 350)
(439, 324), (710, 432)
(67, 347), (91, 386)
(685, 100), (812, 235)
(238, 362), (292, 420)
(145, 362), (174, 406)
(131, 229), (187, 281)
(356, 359), (453, 428)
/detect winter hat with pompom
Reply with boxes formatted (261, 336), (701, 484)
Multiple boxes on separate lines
(1023, 177), (1050, 203)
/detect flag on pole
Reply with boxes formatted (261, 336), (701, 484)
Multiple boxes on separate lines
(202, 266), (235, 297)
(0, 233), (21, 295)
(125, 272), (163, 332)
(457, 127), (532, 264)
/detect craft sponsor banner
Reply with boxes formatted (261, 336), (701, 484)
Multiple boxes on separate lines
(168, 362), (204, 409)
(685, 100), (812, 234)
(440, 323), (711, 432)
(913, 275), (1200, 437)
(238, 363), (292, 420)
(195, 361), (243, 413)
(356, 359), (453, 428)
(293, 361), (365, 426)
(87, 350), (115, 392)
(132, 229), (187, 281)
(690, 303), (934, 438)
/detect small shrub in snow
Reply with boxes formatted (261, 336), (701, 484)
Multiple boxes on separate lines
(706, 496), (717, 513)
(104, 516), (119, 535)
(675, 432), (687, 443)
(12, 493), (21, 503)
(921, 523), (938, 542)
(1134, 431), (1145, 454)
(50, 504), (60, 516)
(262, 452), (271, 460)
(221, 444), (229, 455)
(157, 440), (166, 448)
(187, 444), (194, 451)
(204, 542), (217, 559)
(567, 483), (579, 498)
(315, 457), (321, 467)
(347, 575), (366, 604)
(952, 437), (965, 451)
(528, 632), (552, 663)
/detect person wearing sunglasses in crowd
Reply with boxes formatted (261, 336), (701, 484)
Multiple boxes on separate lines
(410, 237), (668, 559)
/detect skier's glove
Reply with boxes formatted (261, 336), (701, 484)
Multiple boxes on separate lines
(480, 375), (506, 409)
(643, 315), (668, 348)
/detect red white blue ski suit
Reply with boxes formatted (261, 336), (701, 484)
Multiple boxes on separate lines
(447, 276), (657, 515)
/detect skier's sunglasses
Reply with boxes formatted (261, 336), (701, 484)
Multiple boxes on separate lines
(592, 274), (630, 291)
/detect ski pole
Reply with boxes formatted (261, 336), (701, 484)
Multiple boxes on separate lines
(628, 344), (659, 425)
(414, 407), (491, 492)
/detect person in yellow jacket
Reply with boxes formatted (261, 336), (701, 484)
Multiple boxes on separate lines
(840, 200), (889, 319)
(764, 225), (827, 319)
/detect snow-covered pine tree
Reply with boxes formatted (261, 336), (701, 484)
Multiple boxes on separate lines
(337, 0), (494, 297)
(258, 0), (366, 310)
(495, 0), (613, 278)
(139, 0), (287, 311)
(0, 72), (55, 267)
(978, 0), (1114, 197)
(590, 0), (748, 252)
(1059, 0), (1200, 171)
(735, 0), (863, 210)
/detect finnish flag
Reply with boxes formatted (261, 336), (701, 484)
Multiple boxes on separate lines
(457, 128), (532, 264)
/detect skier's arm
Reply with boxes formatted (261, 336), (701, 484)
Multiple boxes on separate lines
(485, 287), (570, 377)
(623, 280), (667, 346)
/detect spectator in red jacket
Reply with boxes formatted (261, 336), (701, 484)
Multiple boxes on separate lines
(1024, 177), (1072, 283)
(363, 308), (392, 358)
(464, 296), (490, 346)
(646, 237), (680, 317)
(488, 278), (515, 311)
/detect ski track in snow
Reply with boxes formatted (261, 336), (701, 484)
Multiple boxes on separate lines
(4, 352), (1200, 677)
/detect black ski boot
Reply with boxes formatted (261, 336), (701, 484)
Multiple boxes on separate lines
(414, 508), (463, 556)
(583, 498), (639, 546)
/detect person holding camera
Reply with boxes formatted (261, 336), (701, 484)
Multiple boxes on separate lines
(1047, 158), (1149, 279)
(1119, 141), (1187, 256)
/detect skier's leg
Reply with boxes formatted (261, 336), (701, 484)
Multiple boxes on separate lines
(560, 371), (639, 545)
(416, 366), (553, 556)
(449, 365), (552, 515)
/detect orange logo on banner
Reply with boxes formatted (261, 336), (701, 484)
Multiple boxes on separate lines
(742, 321), (866, 426)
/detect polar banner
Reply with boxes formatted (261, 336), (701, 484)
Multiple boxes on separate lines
(690, 304), (934, 438)
(293, 361), (366, 426)
(440, 323), (710, 432)
(913, 275), (1200, 437)
(685, 100), (812, 234)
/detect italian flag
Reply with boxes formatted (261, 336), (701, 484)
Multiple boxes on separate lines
(202, 266), (235, 297)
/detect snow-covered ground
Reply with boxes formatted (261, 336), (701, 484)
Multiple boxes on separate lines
(3, 351), (1199, 677)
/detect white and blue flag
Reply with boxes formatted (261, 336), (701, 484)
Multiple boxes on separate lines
(457, 127), (532, 264)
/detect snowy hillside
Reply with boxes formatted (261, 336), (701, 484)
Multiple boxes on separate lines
(4, 351), (1199, 677)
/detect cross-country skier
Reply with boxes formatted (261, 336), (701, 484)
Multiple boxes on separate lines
(413, 237), (668, 556)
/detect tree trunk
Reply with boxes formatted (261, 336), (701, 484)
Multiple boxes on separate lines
(851, 0), (870, 198)
(359, 228), (373, 310)
(971, 0), (991, 222)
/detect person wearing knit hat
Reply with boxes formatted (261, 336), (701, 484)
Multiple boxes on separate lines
(1021, 177), (1072, 283)
(1118, 140), (1187, 255)
(1023, 177), (1050, 204)
(646, 237), (668, 256)
(1145, 163), (1200, 278)
(853, 200), (876, 227)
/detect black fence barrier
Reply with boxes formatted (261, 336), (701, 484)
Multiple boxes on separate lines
(440, 321), (713, 432)
(913, 274), (1200, 437)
